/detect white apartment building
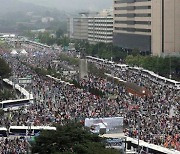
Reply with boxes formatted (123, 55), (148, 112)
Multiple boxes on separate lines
(88, 16), (113, 44)
(67, 10), (113, 44)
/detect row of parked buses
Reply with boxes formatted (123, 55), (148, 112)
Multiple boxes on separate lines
(129, 67), (180, 90)
(86, 56), (129, 71)
(86, 56), (180, 90)
(0, 126), (56, 137)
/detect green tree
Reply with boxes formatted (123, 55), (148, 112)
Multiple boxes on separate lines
(56, 28), (64, 38)
(125, 55), (180, 81)
(32, 122), (120, 154)
(0, 58), (11, 78)
(23, 30), (36, 39)
(38, 32), (56, 45)
(56, 36), (70, 47)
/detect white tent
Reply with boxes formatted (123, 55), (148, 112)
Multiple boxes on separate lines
(11, 49), (18, 55)
(20, 49), (28, 55)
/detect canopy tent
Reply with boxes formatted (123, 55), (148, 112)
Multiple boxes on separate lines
(11, 49), (18, 55)
(20, 49), (28, 55)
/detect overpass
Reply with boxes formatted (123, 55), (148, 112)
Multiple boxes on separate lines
(101, 133), (180, 154)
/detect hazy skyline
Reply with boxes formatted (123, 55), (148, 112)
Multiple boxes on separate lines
(20, 0), (113, 11)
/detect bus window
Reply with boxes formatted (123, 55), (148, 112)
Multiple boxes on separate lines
(1, 99), (31, 111)
(3, 101), (29, 108)
(9, 128), (26, 135)
(9, 126), (56, 136)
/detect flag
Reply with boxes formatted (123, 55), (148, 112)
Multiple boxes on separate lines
(164, 135), (172, 148)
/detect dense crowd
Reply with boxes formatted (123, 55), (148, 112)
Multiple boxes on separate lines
(87, 59), (180, 150)
(0, 43), (179, 152)
(0, 137), (28, 153)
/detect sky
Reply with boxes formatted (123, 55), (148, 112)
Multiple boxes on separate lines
(20, 0), (113, 11)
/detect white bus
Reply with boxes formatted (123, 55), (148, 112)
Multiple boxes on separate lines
(148, 72), (180, 89)
(0, 98), (33, 111)
(9, 126), (56, 136)
(86, 56), (105, 63)
(166, 79), (180, 90)
(116, 64), (129, 71)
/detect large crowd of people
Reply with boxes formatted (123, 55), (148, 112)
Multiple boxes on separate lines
(0, 137), (28, 153)
(0, 42), (179, 153)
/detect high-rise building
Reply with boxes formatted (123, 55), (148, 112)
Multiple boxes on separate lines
(72, 17), (89, 40)
(113, 0), (180, 56)
(67, 12), (98, 40)
(67, 18), (74, 39)
(67, 10), (114, 44)
(88, 9), (113, 44)
(88, 16), (113, 44)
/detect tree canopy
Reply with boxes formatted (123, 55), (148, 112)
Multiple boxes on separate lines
(0, 57), (11, 78)
(37, 32), (56, 46)
(31, 122), (120, 154)
(56, 28), (64, 38)
(126, 55), (180, 81)
(74, 41), (127, 61)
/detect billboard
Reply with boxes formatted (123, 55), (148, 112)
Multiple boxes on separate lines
(85, 117), (123, 134)
(18, 78), (32, 84)
(106, 138), (125, 150)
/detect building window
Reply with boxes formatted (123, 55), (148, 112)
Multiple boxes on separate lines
(115, 27), (151, 33)
(115, 13), (151, 17)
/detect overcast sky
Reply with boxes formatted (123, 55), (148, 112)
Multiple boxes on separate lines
(20, 0), (113, 11)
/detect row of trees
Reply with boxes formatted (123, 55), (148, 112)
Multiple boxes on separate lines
(33, 31), (135, 60)
(24, 27), (70, 46)
(74, 40), (129, 61)
(37, 31), (70, 46)
(126, 55), (180, 80)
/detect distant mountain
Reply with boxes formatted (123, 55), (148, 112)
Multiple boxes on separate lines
(0, 0), (45, 15)
(0, 0), (68, 33)
(19, 0), (113, 12)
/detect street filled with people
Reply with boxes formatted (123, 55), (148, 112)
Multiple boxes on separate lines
(0, 41), (179, 153)
(0, 137), (28, 153)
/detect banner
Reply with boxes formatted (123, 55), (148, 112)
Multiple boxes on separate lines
(85, 117), (123, 134)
